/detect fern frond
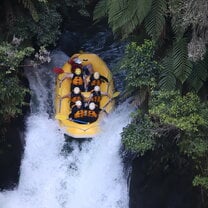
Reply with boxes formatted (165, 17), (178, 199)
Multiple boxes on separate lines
(169, 0), (185, 37)
(187, 54), (208, 92)
(94, 0), (152, 38)
(144, 0), (166, 41)
(93, 0), (108, 22)
(159, 55), (176, 90)
(172, 38), (192, 83)
(115, 0), (152, 37)
(18, 0), (39, 22)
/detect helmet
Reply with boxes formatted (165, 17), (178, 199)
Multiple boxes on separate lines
(93, 72), (100, 80)
(73, 87), (80, 94)
(74, 58), (82, 64)
(89, 102), (96, 110)
(94, 86), (100, 92)
(75, 100), (82, 106)
(75, 68), (82, 75)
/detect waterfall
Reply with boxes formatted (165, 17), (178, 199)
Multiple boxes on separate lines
(0, 50), (132, 208)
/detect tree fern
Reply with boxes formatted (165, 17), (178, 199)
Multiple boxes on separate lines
(107, 1), (127, 28)
(94, 0), (152, 38)
(173, 38), (192, 83)
(168, 0), (185, 37)
(93, 0), (108, 22)
(160, 55), (176, 90)
(18, 0), (39, 22)
(144, 0), (166, 41)
(160, 38), (193, 90)
(187, 53), (208, 92)
(116, 0), (152, 37)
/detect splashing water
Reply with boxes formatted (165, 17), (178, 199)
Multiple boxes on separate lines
(0, 51), (133, 208)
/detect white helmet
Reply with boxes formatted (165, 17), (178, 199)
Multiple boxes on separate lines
(73, 87), (80, 94)
(89, 102), (96, 110)
(94, 85), (100, 92)
(74, 57), (82, 64)
(74, 67), (82, 75)
(93, 72), (100, 79)
(75, 100), (82, 106)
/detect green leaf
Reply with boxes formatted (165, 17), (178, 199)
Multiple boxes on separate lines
(144, 0), (166, 41)
(160, 56), (176, 90)
(93, 0), (108, 22)
(173, 38), (193, 83)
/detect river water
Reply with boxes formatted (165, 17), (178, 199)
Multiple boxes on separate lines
(0, 45), (133, 207)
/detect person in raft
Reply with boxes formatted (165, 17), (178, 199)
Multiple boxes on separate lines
(84, 102), (100, 123)
(69, 100), (85, 123)
(86, 72), (109, 91)
(61, 87), (84, 107)
(82, 63), (94, 90)
(68, 56), (83, 73)
(60, 67), (85, 91)
(67, 56), (94, 91)
(88, 85), (110, 107)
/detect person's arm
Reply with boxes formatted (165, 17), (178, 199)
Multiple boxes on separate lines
(86, 64), (94, 75)
(101, 91), (110, 98)
(86, 93), (93, 105)
(60, 73), (73, 83)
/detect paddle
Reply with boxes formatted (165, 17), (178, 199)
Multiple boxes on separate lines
(55, 114), (88, 124)
(53, 67), (64, 74)
(55, 92), (120, 121)
(101, 91), (120, 112)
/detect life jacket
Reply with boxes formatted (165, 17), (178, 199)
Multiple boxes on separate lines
(72, 74), (84, 86)
(91, 91), (101, 103)
(87, 110), (98, 118)
(74, 109), (85, 119)
(71, 93), (83, 103)
(90, 78), (102, 88)
(70, 104), (85, 119)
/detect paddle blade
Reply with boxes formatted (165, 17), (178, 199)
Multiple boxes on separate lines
(53, 67), (64, 74)
(112, 91), (120, 98)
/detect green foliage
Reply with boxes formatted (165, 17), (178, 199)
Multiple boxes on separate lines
(160, 38), (193, 90)
(0, 73), (29, 122)
(122, 114), (156, 155)
(18, 0), (39, 22)
(0, 41), (33, 123)
(94, 0), (152, 38)
(180, 137), (208, 159)
(187, 51), (208, 92)
(150, 91), (208, 132)
(94, 0), (208, 97)
(159, 56), (176, 90)
(149, 90), (208, 199)
(144, 0), (166, 41)
(121, 40), (160, 90)
(168, 0), (186, 36)
(173, 38), (193, 83)
(0, 42), (34, 73)
(93, 0), (107, 22)
(193, 176), (208, 190)
(10, 5), (62, 46)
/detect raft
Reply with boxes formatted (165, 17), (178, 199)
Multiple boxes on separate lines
(54, 53), (116, 138)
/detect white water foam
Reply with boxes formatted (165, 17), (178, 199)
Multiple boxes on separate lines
(0, 104), (132, 208)
(0, 51), (133, 208)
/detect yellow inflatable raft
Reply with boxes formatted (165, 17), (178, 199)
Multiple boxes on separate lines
(54, 53), (116, 138)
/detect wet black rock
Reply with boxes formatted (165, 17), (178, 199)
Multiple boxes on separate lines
(0, 119), (24, 190)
